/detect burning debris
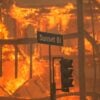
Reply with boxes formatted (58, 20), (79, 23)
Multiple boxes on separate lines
(0, 0), (99, 100)
(0, 2), (75, 98)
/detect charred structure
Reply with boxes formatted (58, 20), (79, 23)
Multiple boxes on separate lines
(0, 0), (100, 100)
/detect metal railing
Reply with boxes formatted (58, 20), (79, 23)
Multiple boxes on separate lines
(0, 37), (37, 78)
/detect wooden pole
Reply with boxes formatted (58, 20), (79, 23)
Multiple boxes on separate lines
(15, 45), (18, 78)
(0, 45), (2, 76)
(49, 45), (53, 100)
(76, 0), (86, 100)
(30, 43), (33, 78)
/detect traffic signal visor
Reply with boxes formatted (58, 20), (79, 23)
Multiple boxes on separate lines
(60, 58), (74, 92)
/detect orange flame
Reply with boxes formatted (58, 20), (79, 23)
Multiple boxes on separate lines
(0, 2), (95, 100)
(9, 3), (74, 34)
(0, 22), (8, 39)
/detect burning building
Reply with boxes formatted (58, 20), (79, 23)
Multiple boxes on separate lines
(0, 0), (100, 100)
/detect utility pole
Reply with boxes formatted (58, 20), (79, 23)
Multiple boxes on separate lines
(0, 1), (2, 77)
(0, 0), (2, 21)
(76, 0), (86, 100)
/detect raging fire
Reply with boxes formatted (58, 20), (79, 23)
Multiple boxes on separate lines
(0, 23), (8, 39)
(9, 3), (74, 33)
(0, 1), (99, 100)
(0, 2), (75, 97)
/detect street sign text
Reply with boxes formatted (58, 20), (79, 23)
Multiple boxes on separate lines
(37, 31), (63, 46)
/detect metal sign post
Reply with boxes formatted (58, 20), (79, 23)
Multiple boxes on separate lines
(37, 31), (63, 100)
(49, 45), (56, 100)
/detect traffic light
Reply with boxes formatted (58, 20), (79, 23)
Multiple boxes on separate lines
(60, 57), (73, 92)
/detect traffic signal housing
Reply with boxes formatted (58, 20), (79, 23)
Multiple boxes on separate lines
(60, 57), (73, 92)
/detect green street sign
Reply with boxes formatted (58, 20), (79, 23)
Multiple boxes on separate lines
(37, 31), (63, 46)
